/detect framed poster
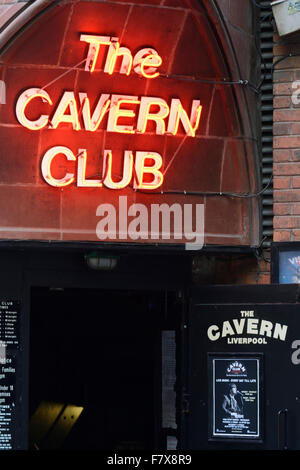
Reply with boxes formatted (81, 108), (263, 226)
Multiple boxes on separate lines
(208, 354), (263, 441)
(271, 242), (300, 283)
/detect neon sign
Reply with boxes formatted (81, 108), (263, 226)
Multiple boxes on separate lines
(80, 34), (162, 77)
(15, 34), (203, 191)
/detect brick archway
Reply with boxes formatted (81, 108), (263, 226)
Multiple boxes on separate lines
(0, 0), (260, 246)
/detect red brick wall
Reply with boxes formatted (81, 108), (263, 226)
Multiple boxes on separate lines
(0, 1), (269, 284)
(273, 31), (300, 242)
(192, 254), (270, 285)
(191, 0), (270, 286)
(0, 0), (260, 246)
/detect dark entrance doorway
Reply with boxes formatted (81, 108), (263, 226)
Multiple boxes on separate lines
(29, 287), (165, 450)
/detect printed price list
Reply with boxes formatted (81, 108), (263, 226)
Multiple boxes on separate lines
(0, 301), (19, 348)
(0, 355), (16, 450)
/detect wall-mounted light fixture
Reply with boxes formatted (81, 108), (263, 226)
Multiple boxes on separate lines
(271, 0), (300, 36)
(85, 252), (119, 270)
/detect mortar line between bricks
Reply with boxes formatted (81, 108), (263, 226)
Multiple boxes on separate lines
(57, 2), (74, 67)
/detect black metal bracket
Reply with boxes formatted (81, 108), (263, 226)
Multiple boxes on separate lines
(277, 408), (288, 450)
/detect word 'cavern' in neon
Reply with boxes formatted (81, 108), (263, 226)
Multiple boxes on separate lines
(41, 146), (163, 190)
(16, 89), (202, 137)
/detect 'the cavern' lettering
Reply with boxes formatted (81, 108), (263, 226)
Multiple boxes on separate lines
(41, 147), (164, 190)
(207, 311), (288, 345)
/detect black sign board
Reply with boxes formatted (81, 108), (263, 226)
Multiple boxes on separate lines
(0, 300), (20, 449)
(0, 354), (16, 449)
(208, 354), (262, 441)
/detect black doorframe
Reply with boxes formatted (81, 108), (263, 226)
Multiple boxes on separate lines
(0, 241), (266, 450)
(29, 286), (168, 450)
(17, 247), (191, 450)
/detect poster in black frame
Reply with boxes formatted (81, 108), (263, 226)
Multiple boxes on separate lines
(207, 353), (264, 442)
(271, 242), (300, 284)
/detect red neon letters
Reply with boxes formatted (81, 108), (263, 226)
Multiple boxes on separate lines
(16, 89), (202, 137)
(15, 33), (203, 190)
(41, 147), (164, 190)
